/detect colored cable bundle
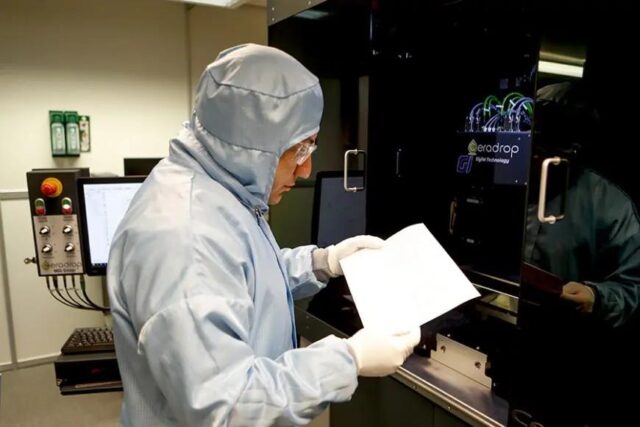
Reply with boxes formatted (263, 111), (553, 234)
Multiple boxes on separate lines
(466, 92), (533, 133)
(46, 274), (109, 311)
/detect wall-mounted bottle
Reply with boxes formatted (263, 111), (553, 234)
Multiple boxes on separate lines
(49, 111), (66, 156)
(64, 111), (80, 156)
(79, 115), (91, 152)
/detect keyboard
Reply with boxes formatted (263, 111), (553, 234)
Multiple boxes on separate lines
(61, 327), (115, 354)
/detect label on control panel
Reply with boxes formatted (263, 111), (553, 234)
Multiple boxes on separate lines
(33, 215), (84, 275)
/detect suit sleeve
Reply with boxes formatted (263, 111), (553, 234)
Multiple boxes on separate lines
(138, 293), (357, 427)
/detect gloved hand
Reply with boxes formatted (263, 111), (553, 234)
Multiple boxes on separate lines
(345, 328), (421, 377)
(326, 235), (385, 277)
(561, 281), (596, 313)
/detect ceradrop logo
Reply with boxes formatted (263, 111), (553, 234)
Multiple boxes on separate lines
(468, 140), (478, 156)
(473, 140), (520, 158)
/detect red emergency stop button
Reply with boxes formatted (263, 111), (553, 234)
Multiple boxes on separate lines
(40, 177), (63, 198)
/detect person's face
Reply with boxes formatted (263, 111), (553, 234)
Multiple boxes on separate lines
(269, 134), (317, 205)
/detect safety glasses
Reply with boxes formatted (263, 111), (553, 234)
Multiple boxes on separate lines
(295, 139), (318, 165)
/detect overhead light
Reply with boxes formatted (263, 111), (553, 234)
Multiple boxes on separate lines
(172, 0), (247, 8)
(538, 60), (584, 78)
(296, 10), (330, 20)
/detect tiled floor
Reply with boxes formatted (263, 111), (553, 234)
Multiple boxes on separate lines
(0, 363), (122, 427)
(0, 362), (331, 427)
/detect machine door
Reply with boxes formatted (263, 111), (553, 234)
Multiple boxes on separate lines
(515, 2), (640, 425)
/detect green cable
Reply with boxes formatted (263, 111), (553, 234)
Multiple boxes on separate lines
(502, 92), (525, 113)
(523, 101), (533, 117)
(483, 95), (501, 120)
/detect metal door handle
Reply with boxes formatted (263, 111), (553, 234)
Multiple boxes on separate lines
(537, 156), (569, 224)
(344, 149), (366, 192)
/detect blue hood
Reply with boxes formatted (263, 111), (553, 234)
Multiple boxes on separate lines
(169, 44), (323, 212)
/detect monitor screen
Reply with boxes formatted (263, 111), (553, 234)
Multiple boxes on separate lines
(123, 157), (162, 176)
(77, 177), (145, 275)
(312, 171), (366, 248)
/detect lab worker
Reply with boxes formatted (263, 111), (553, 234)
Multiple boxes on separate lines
(107, 44), (419, 427)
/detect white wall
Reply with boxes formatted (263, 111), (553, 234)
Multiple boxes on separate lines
(0, 0), (190, 189)
(0, 0), (191, 365)
(0, 0), (270, 366)
(187, 4), (267, 96)
(0, 0), (270, 189)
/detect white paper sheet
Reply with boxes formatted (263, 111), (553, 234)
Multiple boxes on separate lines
(340, 223), (481, 333)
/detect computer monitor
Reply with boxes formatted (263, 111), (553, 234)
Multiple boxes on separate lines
(311, 171), (366, 248)
(77, 176), (145, 275)
(123, 158), (162, 176)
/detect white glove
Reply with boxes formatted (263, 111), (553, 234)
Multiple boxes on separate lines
(345, 328), (420, 377)
(326, 235), (385, 277)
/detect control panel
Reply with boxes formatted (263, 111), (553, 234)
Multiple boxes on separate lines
(32, 215), (83, 275)
(26, 169), (89, 276)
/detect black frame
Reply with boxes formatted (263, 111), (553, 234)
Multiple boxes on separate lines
(123, 157), (162, 176)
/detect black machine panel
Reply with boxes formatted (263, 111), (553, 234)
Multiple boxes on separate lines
(367, 0), (537, 291)
(270, 0), (640, 425)
(271, 0), (538, 291)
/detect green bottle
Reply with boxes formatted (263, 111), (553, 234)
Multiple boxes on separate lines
(64, 111), (80, 156)
(49, 111), (66, 156)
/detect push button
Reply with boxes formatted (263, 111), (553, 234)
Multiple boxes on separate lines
(34, 198), (46, 216)
(40, 178), (63, 198)
(61, 197), (73, 215)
